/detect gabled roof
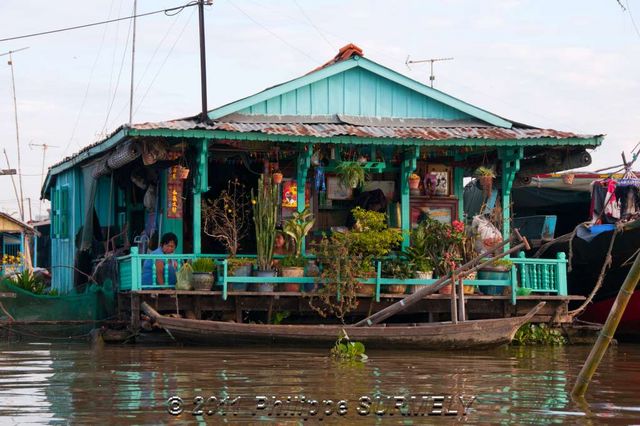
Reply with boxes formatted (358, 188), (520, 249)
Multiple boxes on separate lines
(0, 211), (35, 234)
(208, 44), (513, 128)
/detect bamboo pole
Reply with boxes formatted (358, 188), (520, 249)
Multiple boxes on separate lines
(571, 251), (640, 398)
(354, 232), (530, 327)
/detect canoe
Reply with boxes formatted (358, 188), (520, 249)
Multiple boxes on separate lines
(141, 301), (546, 349)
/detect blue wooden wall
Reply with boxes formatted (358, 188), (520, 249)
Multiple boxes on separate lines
(50, 169), (83, 293)
(238, 67), (473, 120)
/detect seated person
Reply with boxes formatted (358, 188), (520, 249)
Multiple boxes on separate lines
(142, 232), (178, 285)
(271, 231), (292, 271)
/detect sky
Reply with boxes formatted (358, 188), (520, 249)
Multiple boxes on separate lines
(0, 0), (639, 219)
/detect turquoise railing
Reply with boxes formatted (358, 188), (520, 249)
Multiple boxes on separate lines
(116, 249), (569, 305)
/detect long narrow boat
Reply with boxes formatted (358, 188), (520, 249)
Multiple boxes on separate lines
(141, 302), (545, 350)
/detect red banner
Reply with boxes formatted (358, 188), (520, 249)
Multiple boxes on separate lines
(167, 166), (183, 219)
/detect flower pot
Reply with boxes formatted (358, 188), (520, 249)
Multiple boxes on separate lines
(477, 267), (511, 295)
(303, 261), (320, 292)
(272, 173), (283, 184)
(438, 283), (452, 295)
(252, 270), (276, 292)
(230, 264), (252, 291)
(178, 167), (190, 180)
(192, 272), (214, 291)
(408, 177), (420, 190)
(279, 266), (304, 292)
(462, 271), (476, 294)
(356, 282), (375, 296)
(412, 270), (433, 294)
(385, 284), (407, 294)
(562, 173), (575, 185)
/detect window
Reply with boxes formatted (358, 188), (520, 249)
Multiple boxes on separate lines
(51, 186), (70, 238)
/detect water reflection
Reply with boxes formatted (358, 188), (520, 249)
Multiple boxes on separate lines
(0, 342), (639, 424)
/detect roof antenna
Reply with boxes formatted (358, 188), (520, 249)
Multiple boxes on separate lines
(405, 55), (454, 88)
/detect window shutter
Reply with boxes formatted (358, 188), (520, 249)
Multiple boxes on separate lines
(60, 187), (69, 238)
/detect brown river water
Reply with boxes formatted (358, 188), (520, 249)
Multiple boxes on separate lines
(0, 339), (639, 424)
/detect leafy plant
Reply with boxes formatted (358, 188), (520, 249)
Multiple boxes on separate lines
(6, 270), (46, 294)
(474, 166), (496, 178)
(192, 258), (215, 273)
(281, 255), (306, 268)
(202, 179), (250, 257)
(330, 330), (368, 362)
(381, 258), (413, 279)
(490, 258), (513, 270)
(252, 174), (279, 271)
(348, 207), (402, 259)
(272, 311), (290, 325)
(336, 162), (366, 189)
(226, 257), (254, 275)
(512, 323), (566, 346)
(283, 208), (315, 258)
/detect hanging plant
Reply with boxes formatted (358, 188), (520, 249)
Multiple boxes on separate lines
(336, 162), (366, 189)
(474, 166), (495, 197)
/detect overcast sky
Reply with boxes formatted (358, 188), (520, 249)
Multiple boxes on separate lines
(1, 0), (639, 219)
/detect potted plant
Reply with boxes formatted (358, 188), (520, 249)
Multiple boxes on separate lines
(272, 170), (284, 185)
(474, 166), (495, 197)
(381, 258), (412, 294)
(202, 179), (252, 291)
(478, 258), (513, 295)
(336, 161), (366, 189)
(191, 258), (215, 290)
(281, 208), (315, 291)
(252, 174), (279, 292)
(408, 173), (421, 190)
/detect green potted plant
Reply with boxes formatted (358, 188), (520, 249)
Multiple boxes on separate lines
(478, 258), (513, 295)
(281, 208), (315, 291)
(252, 174), (279, 292)
(336, 162), (366, 189)
(202, 179), (253, 291)
(381, 258), (412, 294)
(474, 166), (496, 197)
(191, 258), (215, 290)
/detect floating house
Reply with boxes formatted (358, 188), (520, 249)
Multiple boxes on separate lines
(0, 212), (36, 276)
(41, 44), (602, 325)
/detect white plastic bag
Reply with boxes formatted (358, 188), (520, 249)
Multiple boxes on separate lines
(471, 215), (503, 254)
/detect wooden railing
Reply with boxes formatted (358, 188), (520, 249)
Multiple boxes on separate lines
(117, 248), (569, 304)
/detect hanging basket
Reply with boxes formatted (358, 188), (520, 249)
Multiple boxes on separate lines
(479, 175), (493, 196)
(409, 177), (420, 190)
(273, 172), (283, 185)
(562, 173), (575, 185)
(178, 166), (190, 180)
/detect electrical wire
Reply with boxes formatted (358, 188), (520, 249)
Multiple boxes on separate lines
(625, 0), (640, 40)
(292, 0), (335, 50)
(227, 0), (320, 64)
(0, 2), (199, 43)
(63, 0), (117, 157)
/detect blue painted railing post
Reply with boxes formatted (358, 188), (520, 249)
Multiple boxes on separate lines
(556, 252), (568, 296)
(375, 260), (381, 302)
(453, 153), (465, 222)
(510, 264), (517, 305)
(130, 247), (141, 291)
(296, 144), (313, 254)
(498, 147), (523, 250)
(400, 147), (419, 250)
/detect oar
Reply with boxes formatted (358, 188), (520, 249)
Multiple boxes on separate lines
(354, 230), (530, 327)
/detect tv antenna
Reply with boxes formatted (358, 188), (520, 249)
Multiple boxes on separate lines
(1, 46), (29, 220)
(405, 56), (454, 88)
(29, 142), (59, 216)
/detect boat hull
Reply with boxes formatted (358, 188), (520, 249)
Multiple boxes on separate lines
(142, 302), (544, 350)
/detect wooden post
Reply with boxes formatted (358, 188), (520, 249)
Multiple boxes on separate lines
(450, 271), (458, 324)
(458, 276), (466, 321)
(130, 293), (140, 332)
(571, 252), (640, 398)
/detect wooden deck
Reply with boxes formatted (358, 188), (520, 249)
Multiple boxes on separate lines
(119, 290), (584, 331)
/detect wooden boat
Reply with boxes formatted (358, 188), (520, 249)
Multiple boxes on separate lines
(141, 301), (545, 349)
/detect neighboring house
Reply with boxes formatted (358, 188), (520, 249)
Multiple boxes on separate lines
(0, 212), (36, 276)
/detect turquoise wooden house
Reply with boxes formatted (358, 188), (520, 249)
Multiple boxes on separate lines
(42, 44), (602, 313)
(0, 212), (36, 276)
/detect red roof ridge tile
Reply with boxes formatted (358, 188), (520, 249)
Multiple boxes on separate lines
(307, 43), (364, 74)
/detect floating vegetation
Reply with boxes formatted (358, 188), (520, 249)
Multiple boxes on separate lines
(330, 330), (368, 362)
(512, 323), (566, 346)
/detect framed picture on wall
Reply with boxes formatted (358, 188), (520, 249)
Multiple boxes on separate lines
(410, 197), (458, 228)
(326, 175), (353, 200)
(426, 164), (451, 196)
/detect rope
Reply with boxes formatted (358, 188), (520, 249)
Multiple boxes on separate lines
(568, 224), (621, 318)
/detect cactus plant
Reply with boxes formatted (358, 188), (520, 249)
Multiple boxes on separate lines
(252, 174), (279, 271)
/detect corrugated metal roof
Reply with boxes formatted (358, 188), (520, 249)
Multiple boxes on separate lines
(132, 118), (594, 141)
